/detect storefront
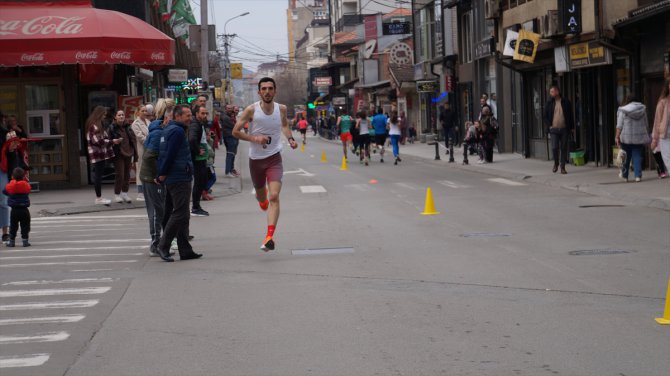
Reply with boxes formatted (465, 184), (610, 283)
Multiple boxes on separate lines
(0, 1), (174, 188)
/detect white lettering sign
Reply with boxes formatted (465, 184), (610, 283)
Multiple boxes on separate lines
(151, 52), (166, 61)
(20, 53), (44, 62)
(0, 16), (85, 36)
(110, 51), (132, 60)
(75, 51), (98, 59)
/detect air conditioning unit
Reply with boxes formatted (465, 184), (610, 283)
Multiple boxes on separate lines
(485, 0), (500, 19)
(541, 10), (561, 38)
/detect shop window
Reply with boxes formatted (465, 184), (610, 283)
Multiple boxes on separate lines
(460, 11), (473, 64)
(25, 85), (66, 180)
(0, 85), (18, 115)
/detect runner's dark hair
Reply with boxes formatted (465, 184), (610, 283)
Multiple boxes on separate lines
(258, 77), (276, 91)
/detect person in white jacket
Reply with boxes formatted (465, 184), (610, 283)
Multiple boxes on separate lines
(615, 95), (649, 182)
(131, 105), (150, 200)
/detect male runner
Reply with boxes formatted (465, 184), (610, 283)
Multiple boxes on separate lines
(232, 77), (298, 251)
(336, 112), (353, 160)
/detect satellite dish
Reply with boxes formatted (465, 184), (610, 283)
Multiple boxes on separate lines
(363, 40), (377, 59)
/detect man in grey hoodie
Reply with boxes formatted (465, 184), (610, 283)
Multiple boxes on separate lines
(615, 95), (649, 182)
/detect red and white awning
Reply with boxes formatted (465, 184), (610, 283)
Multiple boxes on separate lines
(0, 1), (175, 67)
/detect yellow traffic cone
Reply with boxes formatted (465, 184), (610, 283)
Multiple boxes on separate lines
(655, 277), (670, 325)
(340, 156), (348, 171)
(321, 150), (327, 163)
(421, 187), (439, 215)
(300, 142), (305, 153)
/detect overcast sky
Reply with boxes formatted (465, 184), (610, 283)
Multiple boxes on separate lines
(190, 0), (290, 72)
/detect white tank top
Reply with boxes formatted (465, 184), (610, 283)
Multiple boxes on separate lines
(249, 101), (283, 160)
(359, 119), (370, 135)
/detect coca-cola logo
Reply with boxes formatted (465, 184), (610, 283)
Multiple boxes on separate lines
(151, 52), (166, 61)
(110, 51), (132, 60)
(0, 16), (85, 36)
(75, 51), (98, 60)
(20, 53), (44, 62)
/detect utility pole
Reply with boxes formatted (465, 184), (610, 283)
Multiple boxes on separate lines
(200, 0), (208, 92)
(219, 33), (236, 105)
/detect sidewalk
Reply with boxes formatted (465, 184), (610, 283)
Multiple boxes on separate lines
(325, 136), (670, 211)
(32, 171), (242, 217)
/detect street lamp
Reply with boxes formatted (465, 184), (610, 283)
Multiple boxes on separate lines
(223, 12), (250, 105)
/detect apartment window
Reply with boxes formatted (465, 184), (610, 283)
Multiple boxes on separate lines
(460, 11), (473, 63)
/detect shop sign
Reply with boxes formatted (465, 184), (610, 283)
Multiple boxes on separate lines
(560, 0), (581, 34)
(513, 29), (540, 64)
(569, 41), (611, 69)
(382, 22), (410, 35)
(332, 96), (346, 106)
(416, 80), (438, 93)
(314, 77), (332, 86)
(474, 38), (494, 60)
(168, 69), (188, 82)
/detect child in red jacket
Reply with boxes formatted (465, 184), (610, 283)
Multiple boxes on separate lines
(3, 167), (31, 247)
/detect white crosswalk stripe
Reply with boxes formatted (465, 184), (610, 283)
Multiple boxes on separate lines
(0, 354), (50, 368)
(299, 185), (327, 193)
(0, 260), (139, 268)
(0, 300), (99, 311)
(437, 180), (471, 189)
(0, 331), (70, 344)
(0, 287), (111, 298)
(2, 278), (116, 286)
(0, 314), (85, 326)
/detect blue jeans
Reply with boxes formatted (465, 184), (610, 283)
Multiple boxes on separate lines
(621, 143), (643, 179)
(223, 136), (238, 174)
(390, 135), (400, 158)
(0, 173), (9, 228)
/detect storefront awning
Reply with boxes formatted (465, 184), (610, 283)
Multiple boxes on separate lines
(0, 1), (175, 67)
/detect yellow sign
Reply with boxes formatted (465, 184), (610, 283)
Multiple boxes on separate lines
(569, 41), (610, 68)
(513, 29), (541, 64)
(230, 63), (243, 79)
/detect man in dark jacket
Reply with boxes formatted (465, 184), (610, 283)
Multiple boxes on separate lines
(221, 105), (240, 177)
(155, 105), (202, 262)
(189, 105), (209, 216)
(439, 101), (457, 162)
(543, 85), (575, 174)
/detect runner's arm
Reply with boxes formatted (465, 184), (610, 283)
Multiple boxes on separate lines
(280, 105), (298, 149)
(233, 105), (264, 144)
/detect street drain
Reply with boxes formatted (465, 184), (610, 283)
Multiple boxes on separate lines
(569, 249), (635, 256)
(291, 247), (354, 256)
(460, 233), (511, 238)
(578, 205), (626, 208)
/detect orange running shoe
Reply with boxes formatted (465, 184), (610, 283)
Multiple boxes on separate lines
(260, 236), (275, 252)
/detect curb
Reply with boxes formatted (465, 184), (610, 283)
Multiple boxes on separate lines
(37, 178), (244, 217)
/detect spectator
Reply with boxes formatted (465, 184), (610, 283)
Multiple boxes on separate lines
(189, 105), (210, 217)
(651, 78), (670, 171)
(221, 105), (240, 177)
(108, 110), (138, 203)
(86, 106), (120, 205)
(3, 167), (31, 247)
(615, 94), (650, 182)
(131, 104), (150, 201)
(0, 112), (8, 242)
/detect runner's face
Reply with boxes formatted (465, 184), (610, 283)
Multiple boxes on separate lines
(258, 82), (275, 103)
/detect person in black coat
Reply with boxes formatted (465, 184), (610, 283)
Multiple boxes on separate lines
(439, 102), (457, 162)
(543, 85), (575, 174)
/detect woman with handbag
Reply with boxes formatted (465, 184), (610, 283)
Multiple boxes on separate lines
(108, 110), (137, 202)
(651, 78), (670, 172)
(615, 94), (650, 182)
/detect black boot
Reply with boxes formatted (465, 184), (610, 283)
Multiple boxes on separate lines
(22, 239), (31, 247)
(7, 239), (15, 247)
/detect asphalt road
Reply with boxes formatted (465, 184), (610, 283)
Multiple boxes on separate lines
(1, 133), (668, 376)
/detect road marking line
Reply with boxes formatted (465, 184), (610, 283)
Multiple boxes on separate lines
(0, 300), (99, 311)
(1, 246), (149, 253)
(30, 224), (132, 228)
(33, 215), (146, 221)
(69, 269), (117, 272)
(0, 354), (50, 368)
(299, 185), (327, 193)
(35, 239), (149, 245)
(31, 228), (134, 234)
(0, 253), (143, 260)
(0, 314), (85, 326)
(284, 168), (315, 177)
(0, 260), (138, 268)
(0, 287), (111, 298)
(2, 278), (116, 286)
(0, 331), (69, 344)
(487, 178), (527, 186)
(437, 180), (470, 189)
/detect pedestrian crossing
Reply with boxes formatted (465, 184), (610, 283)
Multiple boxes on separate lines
(0, 214), (149, 373)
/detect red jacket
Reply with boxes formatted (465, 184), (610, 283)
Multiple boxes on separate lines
(3, 179), (31, 208)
